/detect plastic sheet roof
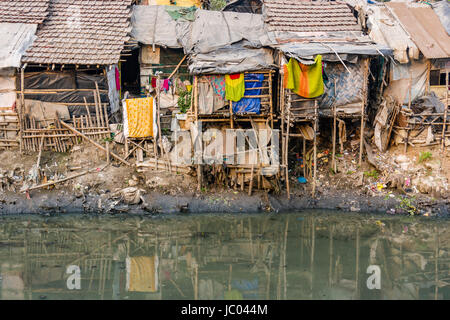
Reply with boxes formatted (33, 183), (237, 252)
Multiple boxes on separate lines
(188, 42), (275, 75)
(130, 5), (186, 49)
(0, 23), (37, 68)
(276, 41), (392, 63)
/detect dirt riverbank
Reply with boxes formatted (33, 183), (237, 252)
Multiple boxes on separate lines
(1, 144), (450, 217)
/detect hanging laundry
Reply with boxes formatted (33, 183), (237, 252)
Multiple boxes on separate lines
(115, 66), (121, 91)
(225, 73), (245, 102)
(233, 73), (264, 114)
(123, 97), (156, 138)
(126, 256), (158, 292)
(161, 79), (170, 92)
(284, 55), (324, 98)
(198, 77), (225, 114)
(151, 77), (157, 88)
(206, 75), (225, 98)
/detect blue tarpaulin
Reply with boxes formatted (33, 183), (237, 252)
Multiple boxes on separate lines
(233, 73), (264, 114)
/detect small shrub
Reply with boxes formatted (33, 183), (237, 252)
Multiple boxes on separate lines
(418, 151), (432, 163)
(364, 169), (379, 180)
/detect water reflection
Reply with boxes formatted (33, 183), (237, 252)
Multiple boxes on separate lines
(0, 212), (448, 300)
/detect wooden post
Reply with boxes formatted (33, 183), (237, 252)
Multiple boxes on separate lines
(359, 59), (368, 166)
(285, 94), (291, 199)
(95, 82), (105, 128)
(248, 164), (254, 196)
(106, 141), (110, 164)
(19, 66), (25, 153)
(312, 100), (318, 197)
(93, 90), (101, 128)
(405, 71), (413, 154)
(441, 72), (448, 153)
(332, 79), (337, 172)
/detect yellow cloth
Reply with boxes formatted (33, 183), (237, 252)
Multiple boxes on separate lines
(225, 74), (245, 102)
(284, 55), (324, 98)
(128, 256), (157, 292)
(125, 97), (154, 138)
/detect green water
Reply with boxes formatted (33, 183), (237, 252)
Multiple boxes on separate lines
(0, 211), (448, 300)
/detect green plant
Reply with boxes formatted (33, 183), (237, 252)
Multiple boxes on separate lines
(364, 169), (379, 180)
(396, 195), (417, 216)
(210, 0), (227, 11)
(178, 89), (191, 113)
(418, 151), (432, 163)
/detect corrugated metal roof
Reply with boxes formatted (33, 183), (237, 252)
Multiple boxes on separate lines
(0, 0), (50, 24)
(22, 0), (133, 65)
(386, 2), (450, 59)
(263, 0), (361, 34)
(366, 5), (419, 64)
(0, 23), (37, 68)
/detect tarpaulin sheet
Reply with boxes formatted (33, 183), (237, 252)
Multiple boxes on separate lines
(21, 71), (109, 107)
(23, 72), (107, 90)
(384, 59), (428, 105)
(188, 42), (275, 75)
(277, 42), (392, 63)
(233, 73), (264, 114)
(318, 60), (365, 112)
(107, 65), (120, 114)
(180, 9), (272, 54)
(131, 5), (189, 49)
(432, 1), (450, 36)
(0, 23), (37, 68)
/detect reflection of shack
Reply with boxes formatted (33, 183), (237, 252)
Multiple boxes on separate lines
(7, 0), (133, 153)
(185, 9), (278, 192)
(128, 4), (195, 167)
(367, 2), (450, 151)
(265, 0), (389, 197)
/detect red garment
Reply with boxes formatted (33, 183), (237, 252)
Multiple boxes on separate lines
(115, 67), (121, 91)
(229, 74), (241, 80)
(151, 77), (157, 88)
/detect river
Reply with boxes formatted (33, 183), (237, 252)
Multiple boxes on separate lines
(0, 211), (448, 300)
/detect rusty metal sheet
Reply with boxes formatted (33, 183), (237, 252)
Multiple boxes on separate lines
(386, 2), (450, 59)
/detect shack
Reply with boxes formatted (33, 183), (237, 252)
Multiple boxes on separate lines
(364, 1), (450, 152)
(263, 0), (390, 197)
(129, 4), (198, 169)
(13, 0), (133, 153)
(184, 9), (278, 192)
(0, 0), (47, 150)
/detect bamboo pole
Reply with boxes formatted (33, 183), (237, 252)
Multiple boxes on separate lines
(332, 79), (337, 172)
(168, 55), (187, 80)
(285, 94), (291, 199)
(84, 97), (93, 127)
(95, 82), (105, 128)
(441, 72), (449, 154)
(19, 67), (25, 153)
(24, 165), (107, 192)
(312, 100), (318, 197)
(93, 90), (101, 129)
(59, 121), (130, 166)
